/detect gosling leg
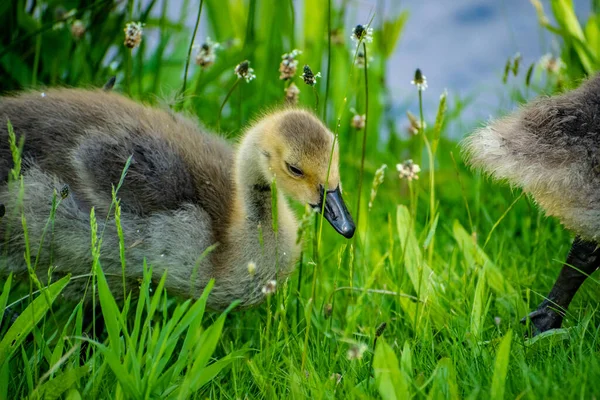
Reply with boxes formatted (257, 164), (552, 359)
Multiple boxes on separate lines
(522, 237), (600, 335)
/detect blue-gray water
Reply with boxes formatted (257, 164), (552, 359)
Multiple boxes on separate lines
(147, 0), (591, 137)
(368, 0), (590, 136)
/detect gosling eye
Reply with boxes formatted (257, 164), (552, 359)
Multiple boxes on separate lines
(286, 162), (304, 178)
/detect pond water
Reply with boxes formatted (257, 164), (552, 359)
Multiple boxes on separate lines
(147, 0), (591, 138)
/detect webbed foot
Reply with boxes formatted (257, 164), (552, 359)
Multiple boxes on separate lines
(520, 306), (564, 336)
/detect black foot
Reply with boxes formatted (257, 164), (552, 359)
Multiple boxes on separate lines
(520, 307), (564, 336)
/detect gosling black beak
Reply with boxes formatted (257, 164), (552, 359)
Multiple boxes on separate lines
(313, 186), (356, 239)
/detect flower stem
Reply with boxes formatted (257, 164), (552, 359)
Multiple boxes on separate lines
(295, 250), (303, 331)
(323, 0), (332, 122)
(125, 0), (135, 96)
(180, 0), (204, 101)
(289, 0), (295, 48)
(217, 79), (241, 131)
(419, 89), (436, 265)
(301, 132), (338, 371)
(355, 41), (369, 230)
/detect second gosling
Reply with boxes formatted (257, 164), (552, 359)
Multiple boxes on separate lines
(0, 89), (355, 310)
(462, 73), (600, 335)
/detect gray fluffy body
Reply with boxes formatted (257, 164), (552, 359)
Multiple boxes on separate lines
(463, 73), (600, 240)
(0, 89), (315, 310)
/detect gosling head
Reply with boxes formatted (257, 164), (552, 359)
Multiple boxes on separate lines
(255, 109), (355, 239)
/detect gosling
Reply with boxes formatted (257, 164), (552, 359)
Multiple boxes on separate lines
(0, 89), (355, 310)
(462, 73), (600, 335)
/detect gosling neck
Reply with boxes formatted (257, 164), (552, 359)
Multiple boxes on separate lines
(213, 125), (300, 307)
(233, 125), (278, 222)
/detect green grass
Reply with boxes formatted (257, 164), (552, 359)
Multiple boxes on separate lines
(2, 0), (600, 398)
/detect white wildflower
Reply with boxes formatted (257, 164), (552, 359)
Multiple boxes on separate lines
(396, 159), (421, 181)
(351, 112), (366, 130)
(539, 53), (565, 75)
(279, 49), (302, 80)
(70, 20), (85, 39)
(411, 68), (427, 91)
(350, 24), (373, 46)
(124, 21), (143, 49)
(284, 83), (301, 105)
(234, 60), (256, 82)
(330, 373), (343, 384)
(346, 343), (368, 360)
(406, 111), (426, 135)
(195, 37), (220, 68)
(354, 49), (373, 68)
(301, 65), (321, 86)
(262, 279), (277, 295)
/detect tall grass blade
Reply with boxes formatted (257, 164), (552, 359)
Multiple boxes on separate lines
(176, 302), (239, 399)
(0, 361), (7, 400)
(427, 358), (459, 400)
(34, 365), (90, 400)
(0, 273), (12, 328)
(490, 330), (513, 400)
(396, 205), (436, 299)
(550, 0), (595, 73)
(373, 337), (410, 400)
(453, 221), (526, 313)
(400, 341), (413, 381)
(81, 338), (141, 397)
(0, 275), (70, 368)
(95, 262), (125, 354)
(470, 269), (487, 339)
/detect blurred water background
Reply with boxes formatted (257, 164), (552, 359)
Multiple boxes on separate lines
(146, 0), (590, 137)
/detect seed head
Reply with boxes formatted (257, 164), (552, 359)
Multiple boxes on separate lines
(284, 83), (301, 105)
(279, 49), (302, 80)
(346, 343), (368, 360)
(56, 7), (76, 21)
(406, 111), (426, 135)
(70, 20), (85, 39)
(411, 68), (427, 91)
(301, 65), (321, 86)
(369, 164), (387, 210)
(539, 53), (565, 75)
(261, 279), (277, 296)
(54, 6), (68, 21)
(512, 52), (522, 76)
(195, 37), (219, 68)
(330, 373), (343, 384)
(63, 9), (77, 19)
(330, 28), (344, 45)
(53, 7), (76, 30)
(124, 21), (143, 49)
(354, 49), (369, 68)
(247, 261), (256, 276)
(323, 303), (333, 319)
(375, 322), (387, 337)
(60, 184), (70, 199)
(351, 24), (373, 46)
(396, 159), (421, 181)
(234, 60), (256, 82)
(351, 113), (366, 130)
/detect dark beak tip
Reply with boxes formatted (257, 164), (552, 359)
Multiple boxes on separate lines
(318, 186), (356, 239)
(340, 223), (356, 239)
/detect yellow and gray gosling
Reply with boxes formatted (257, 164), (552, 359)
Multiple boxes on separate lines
(0, 87), (355, 310)
(462, 73), (600, 335)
